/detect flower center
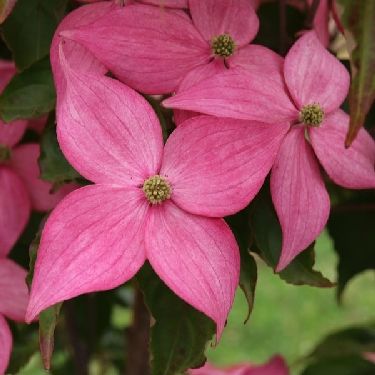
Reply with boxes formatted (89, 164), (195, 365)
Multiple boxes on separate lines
(211, 34), (235, 57)
(143, 175), (171, 204)
(0, 145), (11, 163)
(299, 103), (324, 127)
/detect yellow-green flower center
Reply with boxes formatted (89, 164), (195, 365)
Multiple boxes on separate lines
(299, 103), (324, 127)
(211, 34), (235, 57)
(0, 145), (11, 162)
(143, 175), (171, 204)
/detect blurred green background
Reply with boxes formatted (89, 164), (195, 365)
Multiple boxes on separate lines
(206, 230), (375, 373)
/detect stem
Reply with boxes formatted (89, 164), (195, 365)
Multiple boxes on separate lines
(64, 303), (89, 375)
(279, 0), (288, 55)
(305, 0), (321, 30)
(125, 287), (151, 375)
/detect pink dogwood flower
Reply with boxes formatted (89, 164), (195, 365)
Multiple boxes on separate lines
(60, 0), (259, 94)
(164, 31), (375, 271)
(0, 61), (76, 256)
(26, 44), (287, 337)
(190, 355), (289, 375)
(78, 0), (187, 7)
(0, 258), (29, 375)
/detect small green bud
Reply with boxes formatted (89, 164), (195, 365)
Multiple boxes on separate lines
(211, 34), (235, 58)
(143, 175), (171, 204)
(299, 103), (325, 127)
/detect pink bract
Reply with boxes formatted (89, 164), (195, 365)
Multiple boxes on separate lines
(0, 258), (29, 374)
(26, 43), (288, 338)
(189, 355), (289, 375)
(77, 0), (187, 7)
(60, 0), (259, 94)
(164, 31), (375, 271)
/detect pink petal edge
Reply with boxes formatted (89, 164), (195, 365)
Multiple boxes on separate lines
(189, 0), (259, 47)
(310, 110), (375, 189)
(284, 31), (350, 113)
(146, 201), (240, 339)
(271, 127), (330, 271)
(0, 258), (28, 322)
(26, 185), (148, 322)
(0, 315), (12, 375)
(62, 4), (210, 94)
(0, 167), (30, 257)
(161, 115), (289, 217)
(57, 43), (163, 186)
(10, 143), (77, 211)
(174, 59), (226, 126)
(163, 69), (298, 123)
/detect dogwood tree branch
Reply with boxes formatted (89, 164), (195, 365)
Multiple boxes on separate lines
(125, 287), (151, 375)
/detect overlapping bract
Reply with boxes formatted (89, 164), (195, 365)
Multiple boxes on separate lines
(61, 0), (258, 94)
(26, 36), (287, 337)
(164, 31), (375, 270)
(22, 0), (375, 358)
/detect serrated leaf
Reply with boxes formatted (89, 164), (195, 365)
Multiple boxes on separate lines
(1, 0), (68, 70)
(250, 186), (333, 287)
(138, 264), (215, 375)
(226, 208), (257, 323)
(337, 0), (375, 146)
(327, 193), (375, 299)
(0, 57), (55, 122)
(39, 116), (81, 186)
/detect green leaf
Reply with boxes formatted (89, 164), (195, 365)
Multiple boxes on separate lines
(309, 325), (375, 359)
(39, 115), (81, 186)
(250, 186), (333, 287)
(138, 265), (215, 375)
(226, 208), (257, 323)
(1, 0), (68, 70)
(302, 324), (375, 375)
(26, 226), (62, 371)
(38, 304), (62, 371)
(337, 0), (375, 146)
(14, 352), (48, 375)
(302, 356), (375, 375)
(327, 193), (375, 299)
(0, 57), (55, 122)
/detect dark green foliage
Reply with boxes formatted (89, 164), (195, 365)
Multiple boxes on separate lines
(138, 265), (215, 375)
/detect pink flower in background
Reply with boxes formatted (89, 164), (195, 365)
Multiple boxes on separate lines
(190, 355), (289, 375)
(77, 0), (187, 7)
(61, 0), (259, 94)
(0, 0), (17, 24)
(0, 258), (29, 375)
(27, 116), (48, 135)
(164, 31), (375, 271)
(0, 61), (76, 256)
(26, 44), (288, 337)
